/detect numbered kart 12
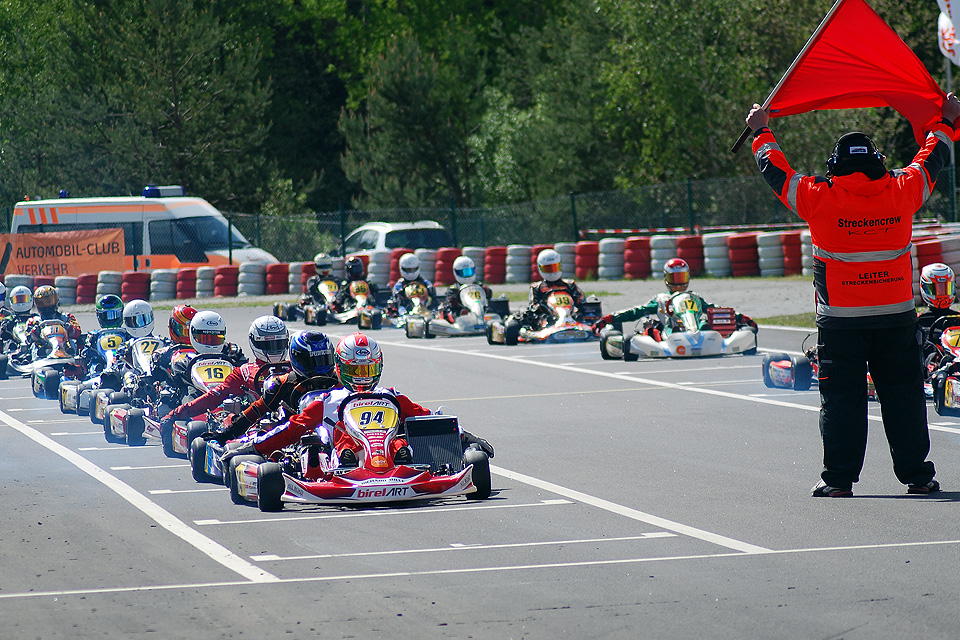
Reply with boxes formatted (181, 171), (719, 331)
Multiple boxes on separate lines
(600, 292), (757, 360)
(487, 293), (601, 345)
(228, 393), (491, 511)
(408, 285), (510, 339)
(29, 320), (80, 399)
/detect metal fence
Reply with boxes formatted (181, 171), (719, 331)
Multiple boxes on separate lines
(229, 169), (958, 261)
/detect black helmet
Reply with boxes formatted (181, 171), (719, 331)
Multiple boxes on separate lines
(826, 132), (886, 179)
(345, 256), (365, 281)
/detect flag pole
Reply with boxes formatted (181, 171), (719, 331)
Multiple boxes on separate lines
(948, 57), (957, 221)
(731, 0), (849, 153)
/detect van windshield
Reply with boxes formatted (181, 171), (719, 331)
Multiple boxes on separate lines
(384, 229), (452, 250)
(150, 216), (251, 254)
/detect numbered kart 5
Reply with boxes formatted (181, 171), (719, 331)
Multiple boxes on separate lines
(487, 293), (601, 345)
(229, 393), (491, 512)
(600, 293), (757, 360)
(29, 320), (79, 399)
(409, 285), (510, 339)
(59, 328), (131, 414)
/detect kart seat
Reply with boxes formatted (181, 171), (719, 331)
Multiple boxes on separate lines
(404, 415), (464, 473)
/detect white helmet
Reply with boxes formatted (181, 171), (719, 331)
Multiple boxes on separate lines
(398, 252), (420, 280)
(123, 299), (155, 338)
(537, 249), (563, 282)
(313, 253), (333, 277)
(9, 285), (32, 314)
(189, 310), (227, 355)
(249, 315), (289, 364)
(453, 256), (477, 285)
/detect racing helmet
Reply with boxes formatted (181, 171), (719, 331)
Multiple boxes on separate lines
(189, 310), (227, 355)
(920, 262), (956, 309)
(453, 256), (477, 285)
(9, 285), (32, 314)
(335, 332), (382, 392)
(345, 256), (366, 281)
(96, 294), (124, 329)
(289, 330), (335, 378)
(664, 258), (690, 293)
(537, 249), (563, 282)
(123, 299), (155, 338)
(398, 253), (420, 280)
(168, 304), (197, 344)
(313, 252), (333, 277)
(34, 285), (60, 319)
(249, 315), (289, 364)
(0, 282), (6, 308)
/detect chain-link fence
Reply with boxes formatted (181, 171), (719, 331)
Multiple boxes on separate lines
(230, 170), (959, 261)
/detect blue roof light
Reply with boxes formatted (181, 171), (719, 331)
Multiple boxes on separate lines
(143, 184), (186, 198)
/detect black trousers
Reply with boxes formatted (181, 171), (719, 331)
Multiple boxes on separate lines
(818, 323), (935, 488)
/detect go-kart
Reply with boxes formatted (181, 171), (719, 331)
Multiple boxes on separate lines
(388, 281), (435, 335)
(760, 333), (877, 400)
(0, 318), (33, 379)
(927, 318), (960, 416)
(328, 280), (383, 329)
(407, 284), (509, 339)
(58, 328), (130, 414)
(600, 292), (757, 360)
(227, 393), (492, 512)
(487, 293), (602, 345)
(28, 320), (80, 398)
(273, 278), (339, 326)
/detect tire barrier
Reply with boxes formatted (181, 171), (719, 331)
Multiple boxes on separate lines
(675, 234), (704, 275)
(55, 275), (78, 306)
(33, 275), (55, 288)
(434, 247), (461, 287)
(196, 266), (216, 299)
(264, 263), (289, 296)
(505, 244), (532, 284)
(484, 246), (507, 284)
(287, 262), (305, 295)
(213, 264), (239, 298)
(389, 248), (413, 286)
(366, 250), (391, 289)
(575, 241), (599, 280)
(781, 231), (803, 276)
(4, 273), (34, 289)
(462, 246), (487, 281)
(597, 237), (625, 280)
(96, 270), (122, 298)
(414, 248), (437, 285)
(727, 233), (760, 278)
(76, 273), (97, 304)
(176, 268), (197, 299)
(623, 236), (652, 280)
(914, 237), (943, 271)
(150, 269), (177, 300)
(756, 231), (785, 278)
(530, 244), (553, 282)
(553, 242), (576, 280)
(800, 230), (814, 277)
(238, 262), (267, 297)
(649, 234), (678, 275)
(702, 232), (732, 277)
(300, 262), (317, 294)
(121, 271), (150, 303)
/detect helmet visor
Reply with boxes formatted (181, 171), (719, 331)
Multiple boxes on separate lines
(125, 312), (153, 329)
(539, 261), (562, 275)
(254, 336), (288, 355)
(341, 362), (380, 379)
(10, 292), (31, 306)
(193, 328), (226, 346)
(922, 279), (955, 302)
(101, 308), (123, 323)
(455, 265), (475, 279)
(665, 271), (690, 286)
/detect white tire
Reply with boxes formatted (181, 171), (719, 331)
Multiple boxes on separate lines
(238, 262), (266, 276)
(704, 256), (732, 270)
(505, 255), (531, 267)
(649, 235), (677, 250)
(598, 237), (626, 253)
(196, 267), (217, 279)
(414, 249), (437, 264)
(757, 245), (784, 259)
(98, 270), (123, 285)
(704, 245), (730, 258)
(238, 282), (266, 296)
(756, 231), (783, 247)
(4, 274), (33, 288)
(506, 244), (532, 257)
(151, 269), (177, 283)
(237, 272), (265, 285)
(55, 276), (79, 288)
(758, 256), (785, 270)
(802, 255), (814, 268)
(598, 253), (626, 267)
(701, 232), (730, 247)
(760, 268), (786, 277)
(96, 283), (121, 295)
(597, 265), (624, 279)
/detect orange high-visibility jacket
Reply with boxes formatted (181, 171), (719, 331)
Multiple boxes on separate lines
(753, 123), (953, 319)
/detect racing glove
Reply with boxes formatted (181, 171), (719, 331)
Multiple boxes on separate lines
(219, 439), (257, 465)
(461, 429), (494, 458)
(593, 314), (613, 334)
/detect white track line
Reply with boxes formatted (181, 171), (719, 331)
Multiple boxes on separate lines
(112, 464), (185, 470)
(0, 409), (278, 584)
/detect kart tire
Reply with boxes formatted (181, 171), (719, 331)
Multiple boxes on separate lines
(463, 447), (492, 500)
(186, 420), (208, 464)
(229, 454), (265, 503)
(371, 310), (383, 331)
(405, 321), (414, 339)
(161, 419), (178, 458)
(109, 391), (129, 406)
(792, 355), (813, 391)
(315, 309), (327, 326)
(125, 408), (146, 446)
(485, 321), (496, 345)
(103, 404), (123, 443)
(599, 331), (617, 360)
(44, 370), (61, 400)
(257, 462), (285, 512)
(504, 319), (521, 346)
(622, 336), (639, 362)
(423, 319), (435, 339)
(933, 376), (960, 416)
(190, 437), (213, 483)
(761, 352), (789, 388)
(272, 302), (283, 319)
(0, 354), (7, 380)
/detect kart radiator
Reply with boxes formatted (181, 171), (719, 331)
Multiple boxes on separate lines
(404, 415), (464, 473)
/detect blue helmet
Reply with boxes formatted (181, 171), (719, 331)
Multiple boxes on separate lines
(289, 330), (335, 379)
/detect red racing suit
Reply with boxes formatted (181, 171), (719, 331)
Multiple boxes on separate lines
(164, 360), (264, 422)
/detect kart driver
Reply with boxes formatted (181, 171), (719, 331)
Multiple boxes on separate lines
(387, 253), (437, 317)
(302, 253), (338, 306)
(0, 285), (38, 349)
(149, 304), (198, 390)
(161, 315), (290, 426)
(917, 262), (960, 348)
(202, 330), (341, 444)
(513, 249), (587, 330)
(437, 256), (494, 323)
(27, 285), (82, 344)
(330, 256), (380, 314)
(75, 294), (128, 376)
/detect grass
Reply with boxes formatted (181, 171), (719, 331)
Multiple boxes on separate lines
(754, 312), (817, 328)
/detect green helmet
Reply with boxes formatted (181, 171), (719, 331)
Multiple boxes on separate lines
(96, 294), (124, 328)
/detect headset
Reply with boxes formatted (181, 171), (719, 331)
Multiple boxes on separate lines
(826, 131), (885, 175)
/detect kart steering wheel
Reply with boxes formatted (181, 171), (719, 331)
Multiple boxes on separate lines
(253, 361), (290, 392)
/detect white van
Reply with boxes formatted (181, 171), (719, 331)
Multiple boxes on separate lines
(11, 185), (278, 270)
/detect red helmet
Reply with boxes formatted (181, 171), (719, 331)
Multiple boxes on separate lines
(920, 263), (956, 309)
(169, 304), (198, 344)
(664, 258), (690, 293)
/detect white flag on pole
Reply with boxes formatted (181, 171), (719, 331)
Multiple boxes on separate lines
(940, 11), (960, 66)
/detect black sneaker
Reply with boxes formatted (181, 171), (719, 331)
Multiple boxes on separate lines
(338, 449), (358, 467)
(394, 446), (413, 464)
(907, 480), (940, 494)
(811, 480), (853, 497)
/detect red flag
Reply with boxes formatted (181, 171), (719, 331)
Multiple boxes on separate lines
(733, 0), (948, 151)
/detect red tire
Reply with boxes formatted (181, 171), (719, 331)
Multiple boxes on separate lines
(728, 248), (758, 263)
(726, 233), (758, 250)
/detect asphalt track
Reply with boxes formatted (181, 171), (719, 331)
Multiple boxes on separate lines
(3, 305), (960, 639)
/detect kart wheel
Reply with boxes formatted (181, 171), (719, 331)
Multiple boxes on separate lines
(933, 375), (960, 416)
(161, 420), (177, 458)
(257, 462), (285, 512)
(125, 408), (146, 446)
(190, 438), (213, 483)
(761, 352), (790, 388)
(109, 391), (129, 406)
(58, 386), (68, 413)
(504, 319), (520, 346)
(622, 336), (639, 362)
(599, 331), (617, 360)
(103, 404), (123, 443)
(404, 321), (414, 339)
(371, 310), (383, 331)
(186, 421), (207, 460)
(485, 321), (496, 345)
(315, 309), (327, 326)
(792, 355), (813, 391)
(272, 302), (283, 319)
(229, 454), (263, 504)
(463, 447), (492, 500)
(0, 354), (8, 379)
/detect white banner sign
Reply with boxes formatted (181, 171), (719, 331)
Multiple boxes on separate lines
(940, 11), (960, 66)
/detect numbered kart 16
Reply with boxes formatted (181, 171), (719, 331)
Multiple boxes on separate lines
(29, 320), (80, 399)
(407, 284), (510, 339)
(600, 292), (757, 360)
(59, 328), (130, 414)
(487, 293), (602, 345)
(228, 393), (492, 512)
(273, 278), (339, 326)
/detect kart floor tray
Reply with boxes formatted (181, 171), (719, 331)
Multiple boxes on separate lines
(405, 415), (464, 473)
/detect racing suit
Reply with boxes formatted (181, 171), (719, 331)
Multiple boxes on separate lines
(302, 274), (339, 306)
(0, 311), (38, 355)
(438, 282), (494, 323)
(26, 311), (82, 360)
(331, 278), (380, 314)
(515, 279), (587, 329)
(752, 120), (950, 490)
(162, 360), (266, 423)
(388, 277), (438, 316)
(73, 327), (131, 380)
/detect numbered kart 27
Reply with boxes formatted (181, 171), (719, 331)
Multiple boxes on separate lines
(28, 320), (80, 399)
(407, 285), (510, 339)
(59, 328), (130, 414)
(600, 292), (757, 360)
(96, 336), (167, 445)
(228, 393), (492, 512)
(487, 293), (601, 345)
